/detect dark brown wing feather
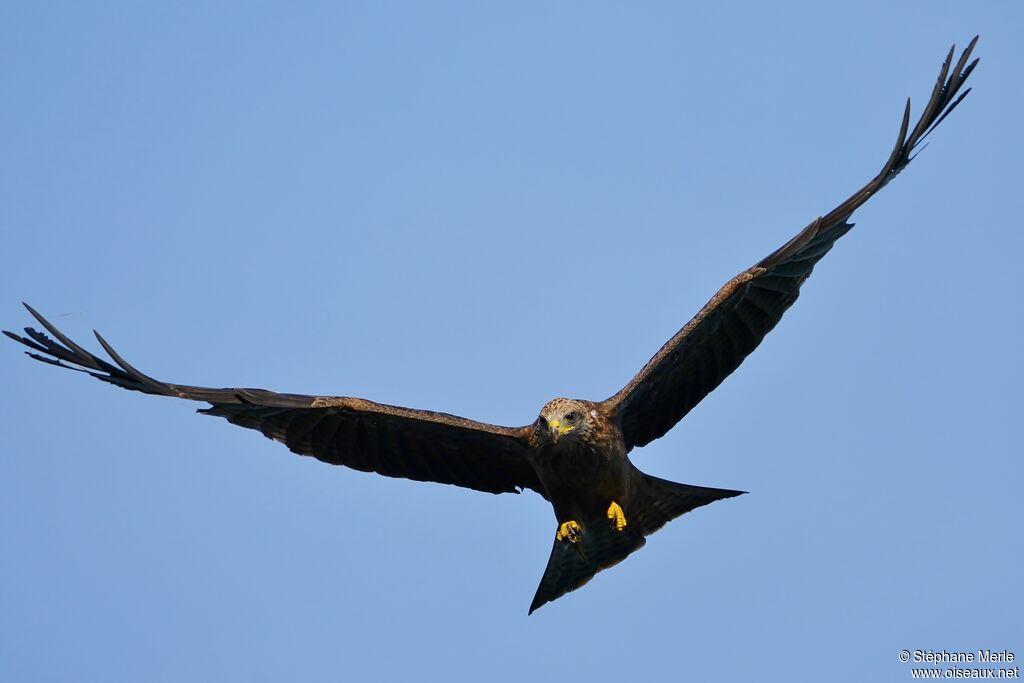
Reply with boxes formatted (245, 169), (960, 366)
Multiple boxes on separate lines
(603, 38), (978, 450)
(4, 304), (542, 496)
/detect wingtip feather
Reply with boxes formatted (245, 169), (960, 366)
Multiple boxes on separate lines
(92, 329), (165, 391)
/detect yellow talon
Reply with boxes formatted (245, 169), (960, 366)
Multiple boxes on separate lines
(607, 501), (627, 531)
(556, 520), (582, 543)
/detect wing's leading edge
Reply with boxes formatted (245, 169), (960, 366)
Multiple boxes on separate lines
(4, 303), (543, 496)
(603, 38), (978, 450)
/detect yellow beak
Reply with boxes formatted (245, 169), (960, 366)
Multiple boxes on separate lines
(548, 419), (573, 442)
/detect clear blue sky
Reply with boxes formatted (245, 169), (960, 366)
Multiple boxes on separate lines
(2, 3), (1020, 681)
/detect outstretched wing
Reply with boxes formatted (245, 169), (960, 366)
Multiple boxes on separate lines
(603, 38), (978, 451)
(5, 304), (543, 496)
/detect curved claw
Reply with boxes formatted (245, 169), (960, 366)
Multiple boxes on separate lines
(556, 520), (582, 543)
(607, 501), (627, 531)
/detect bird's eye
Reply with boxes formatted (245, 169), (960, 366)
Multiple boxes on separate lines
(538, 415), (548, 428)
(565, 411), (580, 423)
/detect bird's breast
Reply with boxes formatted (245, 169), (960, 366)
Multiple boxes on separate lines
(531, 439), (628, 505)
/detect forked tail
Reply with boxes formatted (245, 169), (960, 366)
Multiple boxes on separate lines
(528, 469), (744, 614)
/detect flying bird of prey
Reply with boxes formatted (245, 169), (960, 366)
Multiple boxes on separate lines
(6, 39), (977, 613)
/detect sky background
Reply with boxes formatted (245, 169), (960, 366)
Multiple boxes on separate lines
(2, 2), (1021, 681)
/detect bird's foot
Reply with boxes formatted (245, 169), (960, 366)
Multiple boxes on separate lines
(556, 520), (582, 543)
(606, 501), (627, 531)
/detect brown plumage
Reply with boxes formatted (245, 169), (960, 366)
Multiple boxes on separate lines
(4, 38), (977, 614)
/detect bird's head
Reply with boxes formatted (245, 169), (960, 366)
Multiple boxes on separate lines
(535, 397), (596, 446)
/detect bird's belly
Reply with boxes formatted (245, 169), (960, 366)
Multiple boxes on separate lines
(533, 445), (628, 520)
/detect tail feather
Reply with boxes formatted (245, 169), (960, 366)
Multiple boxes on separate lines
(529, 521), (645, 614)
(630, 471), (745, 538)
(528, 469), (744, 614)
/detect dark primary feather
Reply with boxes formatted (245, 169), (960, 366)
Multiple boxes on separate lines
(603, 37), (978, 451)
(4, 303), (542, 496)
